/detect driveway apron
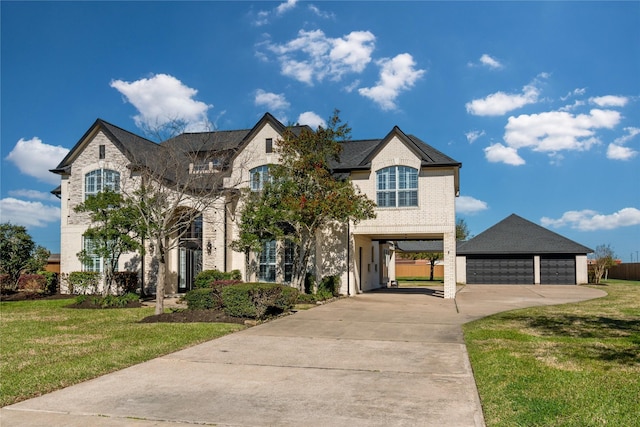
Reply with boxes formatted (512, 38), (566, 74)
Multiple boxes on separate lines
(1, 285), (605, 427)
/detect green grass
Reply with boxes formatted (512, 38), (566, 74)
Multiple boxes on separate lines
(463, 279), (640, 427)
(0, 298), (244, 407)
(397, 277), (444, 285)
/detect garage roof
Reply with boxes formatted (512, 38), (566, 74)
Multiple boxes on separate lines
(457, 214), (593, 255)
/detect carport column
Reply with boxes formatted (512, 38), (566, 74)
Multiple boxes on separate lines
(443, 232), (456, 298)
(534, 255), (541, 284)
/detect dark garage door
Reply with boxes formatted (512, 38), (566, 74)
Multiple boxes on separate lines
(540, 256), (575, 284)
(467, 256), (534, 284)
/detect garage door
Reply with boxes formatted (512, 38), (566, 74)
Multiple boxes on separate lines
(540, 256), (575, 284)
(467, 256), (534, 284)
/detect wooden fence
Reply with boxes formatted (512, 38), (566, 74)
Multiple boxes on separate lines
(395, 259), (444, 278)
(608, 263), (640, 281)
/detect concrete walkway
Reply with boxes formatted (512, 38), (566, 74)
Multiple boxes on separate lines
(1, 285), (605, 427)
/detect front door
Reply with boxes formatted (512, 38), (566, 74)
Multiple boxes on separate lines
(178, 246), (202, 292)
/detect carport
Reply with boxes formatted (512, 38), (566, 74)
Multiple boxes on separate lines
(456, 214), (592, 285)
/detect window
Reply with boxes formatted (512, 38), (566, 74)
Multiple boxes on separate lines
(284, 241), (294, 283)
(82, 237), (102, 272)
(376, 166), (418, 207)
(266, 138), (273, 154)
(84, 169), (120, 199)
(250, 165), (270, 191)
(259, 240), (277, 282)
(99, 145), (105, 159)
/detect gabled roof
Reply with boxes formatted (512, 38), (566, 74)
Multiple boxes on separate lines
(457, 214), (593, 255)
(50, 119), (158, 175)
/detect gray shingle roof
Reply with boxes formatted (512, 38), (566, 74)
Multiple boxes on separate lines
(457, 214), (593, 255)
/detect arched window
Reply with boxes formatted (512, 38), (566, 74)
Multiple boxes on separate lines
(84, 169), (120, 199)
(250, 165), (270, 191)
(376, 166), (418, 207)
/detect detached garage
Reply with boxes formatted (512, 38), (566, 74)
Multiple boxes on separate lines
(456, 214), (592, 285)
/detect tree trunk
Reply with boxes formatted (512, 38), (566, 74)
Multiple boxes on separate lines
(429, 260), (435, 281)
(154, 237), (166, 315)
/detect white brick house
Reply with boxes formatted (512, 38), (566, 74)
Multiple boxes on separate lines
(51, 113), (461, 298)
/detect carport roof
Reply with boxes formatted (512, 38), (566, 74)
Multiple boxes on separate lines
(457, 214), (593, 255)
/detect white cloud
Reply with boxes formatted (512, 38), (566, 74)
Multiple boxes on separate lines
(561, 87), (587, 101)
(254, 89), (290, 112)
(308, 4), (334, 19)
(607, 144), (637, 160)
(541, 208), (640, 231)
(9, 189), (59, 202)
(590, 95), (628, 107)
(358, 53), (425, 110)
(479, 54), (502, 69)
(456, 195), (489, 214)
(484, 143), (526, 166)
(607, 127), (640, 160)
(503, 109), (620, 153)
(5, 137), (69, 185)
(465, 130), (485, 144)
(265, 29), (375, 85)
(0, 198), (60, 228)
(276, 0), (298, 15)
(297, 111), (326, 129)
(466, 81), (541, 116)
(110, 74), (212, 132)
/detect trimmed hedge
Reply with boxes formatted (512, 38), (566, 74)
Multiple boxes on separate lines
(222, 283), (299, 319)
(194, 269), (242, 289)
(184, 288), (215, 310)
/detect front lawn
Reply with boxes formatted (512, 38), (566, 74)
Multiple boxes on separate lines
(0, 298), (244, 407)
(463, 279), (640, 426)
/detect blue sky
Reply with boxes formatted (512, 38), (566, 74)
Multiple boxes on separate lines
(2, 1), (639, 261)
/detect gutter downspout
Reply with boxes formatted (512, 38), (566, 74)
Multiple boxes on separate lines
(347, 221), (350, 296)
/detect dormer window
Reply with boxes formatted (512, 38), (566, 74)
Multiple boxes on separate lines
(376, 166), (418, 207)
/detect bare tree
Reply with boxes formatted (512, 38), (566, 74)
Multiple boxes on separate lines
(123, 122), (248, 314)
(591, 244), (617, 284)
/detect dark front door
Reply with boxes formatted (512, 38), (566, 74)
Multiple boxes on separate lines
(178, 245), (202, 292)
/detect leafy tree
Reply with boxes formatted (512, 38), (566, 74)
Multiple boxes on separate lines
(591, 244), (617, 284)
(0, 223), (50, 290)
(74, 190), (143, 296)
(233, 111), (376, 291)
(456, 218), (471, 241)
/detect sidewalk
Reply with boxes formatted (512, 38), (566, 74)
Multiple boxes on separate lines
(1, 285), (605, 426)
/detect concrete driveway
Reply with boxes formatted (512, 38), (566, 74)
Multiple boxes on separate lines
(1, 285), (605, 427)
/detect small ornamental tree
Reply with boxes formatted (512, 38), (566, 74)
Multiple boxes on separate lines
(74, 189), (143, 295)
(456, 218), (471, 241)
(591, 244), (617, 284)
(233, 111), (376, 291)
(0, 223), (50, 290)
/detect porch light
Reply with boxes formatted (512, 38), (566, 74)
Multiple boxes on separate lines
(207, 240), (212, 255)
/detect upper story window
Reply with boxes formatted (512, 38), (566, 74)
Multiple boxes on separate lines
(376, 166), (418, 207)
(84, 169), (120, 199)
(99, 145), (105, 159)
(250, 165), (271, 191)
(266, 138), (273, 154)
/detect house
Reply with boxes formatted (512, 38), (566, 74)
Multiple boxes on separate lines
(456, 214), (592, 285)
(51, 113), (462, 298)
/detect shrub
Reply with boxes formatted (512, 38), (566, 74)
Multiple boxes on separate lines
(74, 292), (139, 308)
(296, 293), (317, 304)
(222, 283), (299, 320)
(17, 274), (47, 294)
(68, 272), (100, 294)
(184, 288), (215, 310)
(114, 272), (139, 295)
(194, 269), (243, 289)
(38, 271), (58, 294)
(0, 274), (13, 292)
(318, 275), (341, 297)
